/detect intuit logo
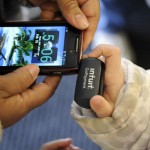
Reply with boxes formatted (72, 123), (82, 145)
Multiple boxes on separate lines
(83, 67), (95, 89)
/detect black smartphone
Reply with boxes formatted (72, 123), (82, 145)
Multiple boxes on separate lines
(0, 21), (83, 75)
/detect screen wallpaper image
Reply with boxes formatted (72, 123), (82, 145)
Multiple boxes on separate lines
(0, 26), (66, 66)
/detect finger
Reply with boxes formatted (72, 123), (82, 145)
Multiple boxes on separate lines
(82, 17), (99, 50)
(69, 144), (81, 150)
(57, 0), (89, 30)
(86, 44), (124, 100)
(85, 44), (121, 74)
(39, 1), (60, 20)
(22, 75), (61, 110)
(41, 138), (72, 150)
(0, 75), (61, 127)
(0, 64), (39, 97)
(90, 95), (114, 118)
(86, 44), (120, 62)
(81, 0), (100, 50)
(40, 10), (55, 20)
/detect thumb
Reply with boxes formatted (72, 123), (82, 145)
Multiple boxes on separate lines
(90, 95), (114, 118)
(0, 64), (39, 97)
(57, 0), (89, 29)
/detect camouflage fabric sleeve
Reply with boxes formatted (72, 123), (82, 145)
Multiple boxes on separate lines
(71, 58), (150, 150)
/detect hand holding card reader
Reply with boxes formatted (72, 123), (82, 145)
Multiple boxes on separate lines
(74, 58), (105, 109)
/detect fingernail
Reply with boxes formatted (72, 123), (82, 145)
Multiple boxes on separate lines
(75, 14), (89, 29)
(90, 96), (102, 109)
(28, 65), (39, 79)
(70, 144), (81, 150)
(64, 138), (72, 142)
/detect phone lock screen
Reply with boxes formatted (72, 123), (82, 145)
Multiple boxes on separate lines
(0, 26), (67, 67)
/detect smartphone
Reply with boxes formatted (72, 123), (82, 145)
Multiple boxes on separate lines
(0, 21), (83, 75)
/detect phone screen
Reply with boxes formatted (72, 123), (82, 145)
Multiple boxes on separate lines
(0, 25), (68, 67)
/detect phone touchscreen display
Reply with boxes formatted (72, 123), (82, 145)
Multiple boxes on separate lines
(0, 26), (67, 67)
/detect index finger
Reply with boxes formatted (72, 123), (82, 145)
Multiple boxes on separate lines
(57, 0), (89, 29)
(57, 0), (100, 51)
(80, 0), (100, 50)
(84, 44), (121, 73)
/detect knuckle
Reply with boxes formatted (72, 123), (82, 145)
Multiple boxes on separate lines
(62, 0), (78, 11)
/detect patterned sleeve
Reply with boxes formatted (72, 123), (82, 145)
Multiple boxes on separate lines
(71, 58), (150, 150)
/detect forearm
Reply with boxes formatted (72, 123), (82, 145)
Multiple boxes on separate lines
(71, 58), (150, 150)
